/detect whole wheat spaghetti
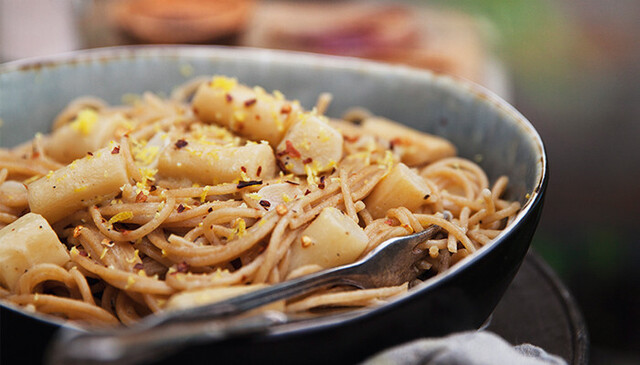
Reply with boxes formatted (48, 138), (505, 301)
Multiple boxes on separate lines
(0, 76), (520, 326)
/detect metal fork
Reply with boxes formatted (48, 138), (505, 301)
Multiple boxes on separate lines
(49, 225), (440, 364)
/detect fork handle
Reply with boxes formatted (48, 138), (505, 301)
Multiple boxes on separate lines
(166, 265), (351, 324)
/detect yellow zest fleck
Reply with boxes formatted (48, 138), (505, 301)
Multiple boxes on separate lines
(137, 269), (148, 277)
(258, 218), (266, 227)
(73, 185), (88, 193)
(100, 247), (108, 260)
(126, 249), (141, 264)
(134, 145), (160, 166)
(45, 170), (54, 179)
(282, 193), (292, 203)
(233, 218), (247, 238)
(161, 249), (168, 257)
(304, 164), (319, 185)
(200, 186), (211, 203)
(318, 128), (330, 142)
(525, 193), (531, 199)
(301, 235), (313, 248)
(108, 211), (134, 225)
(247, 193), (262, 200)
(70, 109), (99, 135)
(233, 110), (246, 122)
(211, 76), (237, 92)
(125, 276), (136, 289)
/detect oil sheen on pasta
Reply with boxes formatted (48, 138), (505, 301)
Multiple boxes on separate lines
(0, 76), (520, 326)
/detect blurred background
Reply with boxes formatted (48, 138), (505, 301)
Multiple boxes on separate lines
(1, 0), (638, 363)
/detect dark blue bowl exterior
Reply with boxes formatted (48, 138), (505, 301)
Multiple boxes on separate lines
(0, 46), (547, 364)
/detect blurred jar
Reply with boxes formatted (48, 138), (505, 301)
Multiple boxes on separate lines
(108, 0), (257, 44)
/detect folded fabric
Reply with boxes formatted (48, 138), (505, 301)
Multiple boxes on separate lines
(362, 331), (567, 365)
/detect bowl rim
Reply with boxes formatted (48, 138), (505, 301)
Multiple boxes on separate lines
(0, 45), (548, 335)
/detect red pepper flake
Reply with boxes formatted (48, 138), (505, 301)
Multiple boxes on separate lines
(284, 140), (301, 158)
(255, 115), (261, 121)
(111, 146), (120, 154)
(177, 204), (186, 213)
(318, 176), (326, 189)
(385, 218), (395, 225)
(280, 104), (292, 114)
(175, 139), (188, 149)
(207, 207), (213, 213)
(225, 93), (233, 103)
(31, 147), (40, 159)
(240, 166), (247, 173)
(237, 180), (262, 189)
(256, 166), (262, 177)
(244, 98), (257, 107)
(285, 180), (300, 185)
(259, 200), (271, 209)
(87, 151), (94, 156)
(149, 185), (157, 193)
(302, 157), (313, 164)
(344, 135), (360, 143)
(133, 263), (145, 271)
(304, 189), (311, 196)
(78, 250), (88, 257)
(176, 261), (189, 273)
(136, 191), (148, 203)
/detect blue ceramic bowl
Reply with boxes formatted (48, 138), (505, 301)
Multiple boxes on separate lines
(0, 46), (547, 364)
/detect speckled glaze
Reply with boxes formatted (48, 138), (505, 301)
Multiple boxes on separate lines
(0, 46), (547, 364)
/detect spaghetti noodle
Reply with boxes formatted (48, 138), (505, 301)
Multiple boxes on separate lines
(0, 76), (520, 326)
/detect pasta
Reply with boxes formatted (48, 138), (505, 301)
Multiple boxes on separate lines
(0, 76), (520, 326)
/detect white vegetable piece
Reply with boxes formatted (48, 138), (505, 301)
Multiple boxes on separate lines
(254, 183), (304, 211)
(192, 76), (301, 145)
(361, 117), (456, 166)
(275, 115), (343, 176)
(157, 141), (277, 185)
(364, 162), (431, 219)
(28, 145), (130, 223)
(45, 110), (130, 163)
(0, 181), (28, 208)
(288, 207), (368, 274)
(0, 213), (70, 291)
(165, 284), (284, 312)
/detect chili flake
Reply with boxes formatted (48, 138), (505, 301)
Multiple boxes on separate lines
(237, 180), (262, 189)
(175, 139), (188, 149)
(284, 140), (301, 158)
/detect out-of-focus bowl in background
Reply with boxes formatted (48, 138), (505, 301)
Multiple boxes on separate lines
(0, 46), (547, 364)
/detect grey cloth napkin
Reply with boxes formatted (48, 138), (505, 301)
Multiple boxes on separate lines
(362, 331), (568, 365)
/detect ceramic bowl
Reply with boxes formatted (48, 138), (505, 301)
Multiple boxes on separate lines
(0, 46), (547, 364)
